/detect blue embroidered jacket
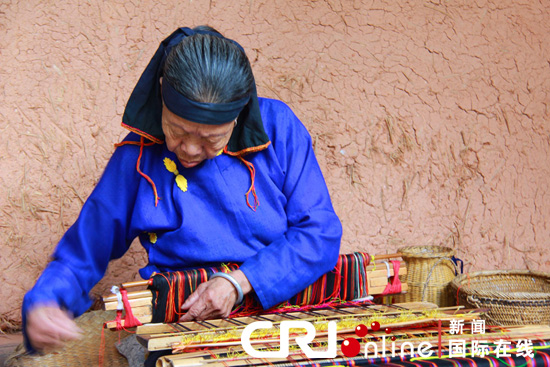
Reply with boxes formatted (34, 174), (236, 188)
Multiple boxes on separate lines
(23, 98), (342, 327)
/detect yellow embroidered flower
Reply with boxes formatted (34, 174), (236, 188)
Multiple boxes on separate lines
(175, 174), (188, 192)
(148, 232), (157, 244)
(164, 157), (188, 193)
(163, 157), (178, 174)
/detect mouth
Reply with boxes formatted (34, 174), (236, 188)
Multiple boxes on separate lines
(178, 158), (201, 168)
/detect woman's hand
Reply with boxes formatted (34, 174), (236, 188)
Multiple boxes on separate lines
(26, 304), (83, 352)
(179, 270), (251, 321)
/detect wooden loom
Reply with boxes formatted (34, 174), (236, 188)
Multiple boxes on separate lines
(102, 252), (408, 329)
(135, 302), (550, 367)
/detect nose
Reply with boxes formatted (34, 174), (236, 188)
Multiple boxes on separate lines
(181, 139), (202, 158)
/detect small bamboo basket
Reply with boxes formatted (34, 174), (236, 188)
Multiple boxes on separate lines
(394, 245), (457, 306)
(451, 270), (550, 325)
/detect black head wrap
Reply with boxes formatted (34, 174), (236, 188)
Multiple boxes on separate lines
(122, 27), (270, 154)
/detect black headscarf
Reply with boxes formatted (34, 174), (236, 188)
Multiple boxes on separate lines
(121, 27), (270, 154)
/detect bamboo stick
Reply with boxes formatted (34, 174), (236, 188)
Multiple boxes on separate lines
(103, 296), (152, 310)
(103, 289), (152, 303)
(122, 279), (151, 288)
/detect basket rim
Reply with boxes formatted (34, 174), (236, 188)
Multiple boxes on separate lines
(398, 245), (455, 258)
(450, 269), (550, 300)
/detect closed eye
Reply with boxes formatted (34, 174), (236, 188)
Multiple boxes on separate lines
(205, 137), (222, 144)
(169, 126), (187, 139)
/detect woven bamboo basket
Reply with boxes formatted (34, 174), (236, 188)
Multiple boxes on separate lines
(451, 270), (550, 325)
(394, 245), (457, 306)
(5, 310), (131, 367)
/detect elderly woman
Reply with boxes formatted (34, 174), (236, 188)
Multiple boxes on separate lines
(23, 26), (342, 352)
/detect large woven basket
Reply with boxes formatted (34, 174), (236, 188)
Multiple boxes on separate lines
(451, 270), (550, 325)
(5, 310), (130, 367)
(394, 245), (457, 306)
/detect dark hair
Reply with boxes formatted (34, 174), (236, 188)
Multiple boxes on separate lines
(191, 25), (222, 35)
(163, 27), (254, 104)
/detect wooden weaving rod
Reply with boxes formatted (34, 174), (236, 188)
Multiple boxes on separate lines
(104, 263), (408, 305)
(114, 252), (404, 290)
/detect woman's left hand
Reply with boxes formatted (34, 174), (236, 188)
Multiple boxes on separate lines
(179, 270), (251, 321)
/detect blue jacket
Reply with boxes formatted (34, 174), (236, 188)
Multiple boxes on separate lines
(23, 97), (342, 327)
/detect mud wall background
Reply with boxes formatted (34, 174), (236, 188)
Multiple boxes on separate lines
(1, 0), (549, 328)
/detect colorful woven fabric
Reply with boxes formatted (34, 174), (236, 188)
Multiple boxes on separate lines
(148, 252), (373, 323)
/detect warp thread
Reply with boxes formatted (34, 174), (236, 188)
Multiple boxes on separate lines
(381, 260), (402, 295)
(148, 252), (399, 323)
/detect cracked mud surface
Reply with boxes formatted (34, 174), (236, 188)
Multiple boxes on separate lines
(1, 0), (549, 326)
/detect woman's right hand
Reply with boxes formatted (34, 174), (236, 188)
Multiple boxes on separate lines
(26, 305), (83, 352)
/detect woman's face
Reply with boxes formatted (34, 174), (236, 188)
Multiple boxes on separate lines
(161, 104), (235, 168)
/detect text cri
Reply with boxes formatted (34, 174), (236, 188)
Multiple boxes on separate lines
(241, 321), (337, 359)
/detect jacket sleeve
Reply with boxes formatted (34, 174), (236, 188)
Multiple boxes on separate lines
(239, 101), (342, 309)
(22, 139), (142, 345)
